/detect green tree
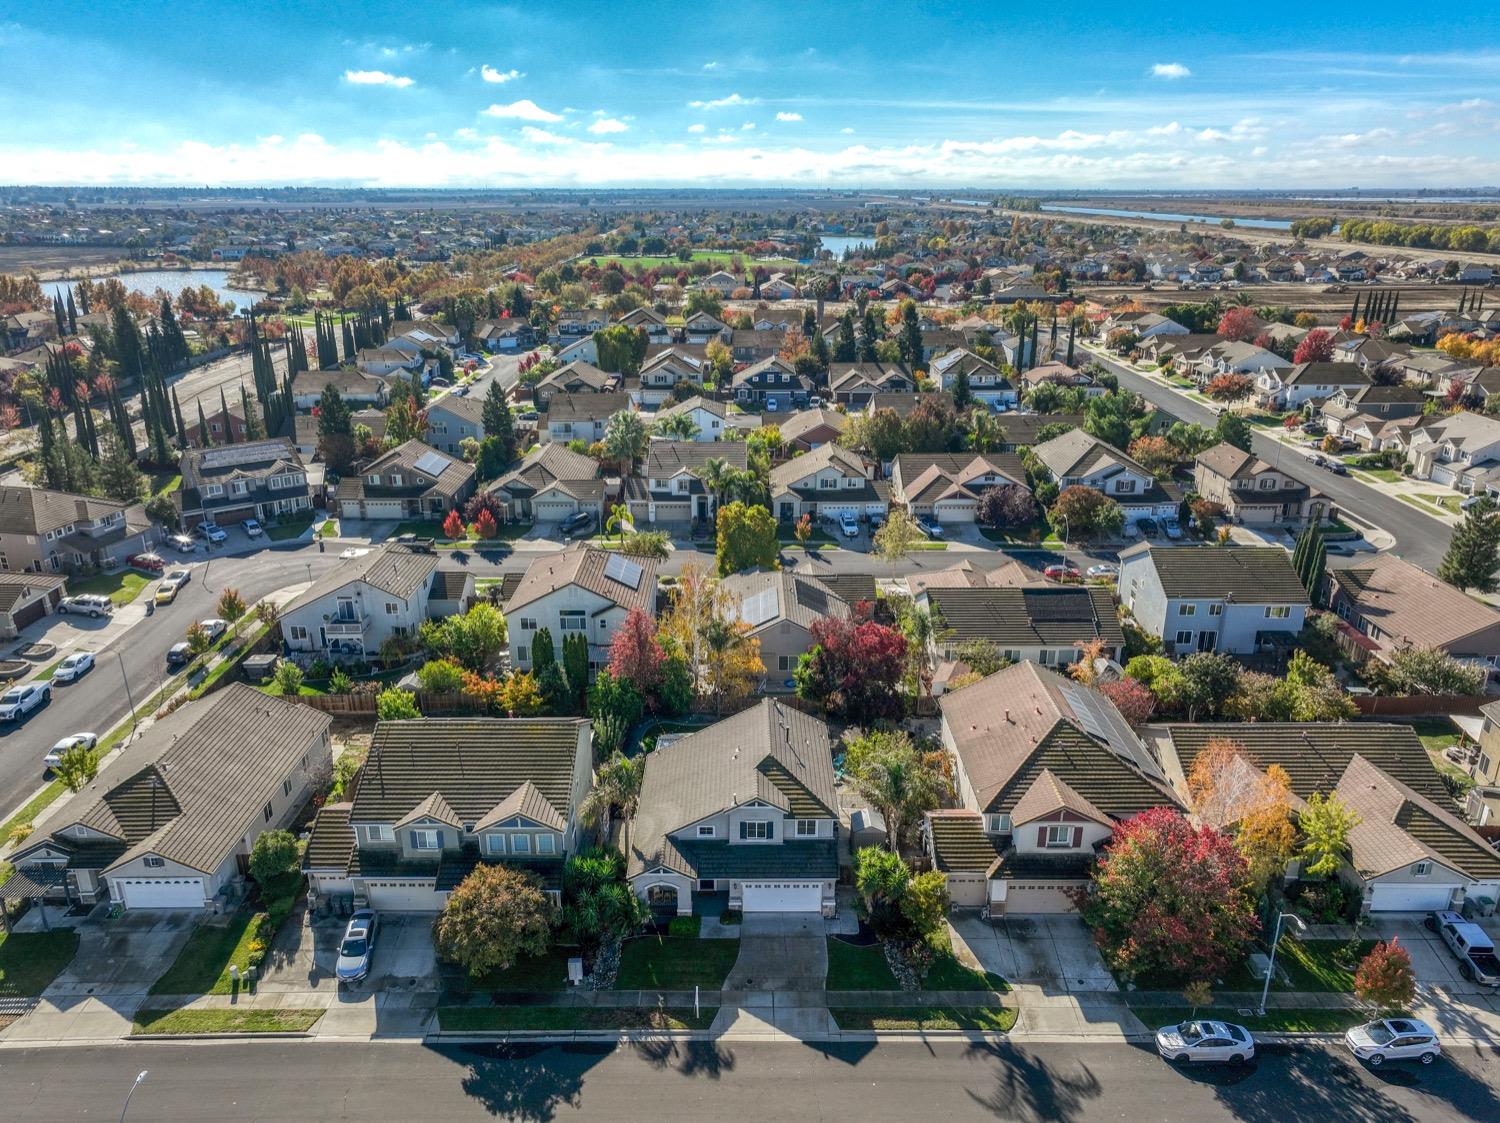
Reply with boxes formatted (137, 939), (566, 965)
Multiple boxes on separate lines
(715, 501), (779, 576)
(417, 657), (467, 693)
(900, 869), (951, 938)
(853, 846), (911, 935)
(1214, 410), (1253, 452)
(603, 409), (649, 475)
(1438, 499), (1500, 593)
(272, 659), (304, 696)
(873, 507), (924, 570)
(1381, 647), (1487, 696)
(844, 730), (943, 851)
(54, 742), (100, 793)
(248, 830), (301, 896)
(1292, 525), (1327, 604)
(96, 424), (146, 503)
(563, 632), (590, 710)
(561, 849), (644, 956)
(216, 587), (248, 638)
(577, 752), (643, 831)
(1299, 792), (1361, 877)
(1354, 939), (1417, 1013)
(1174, 651), (1242, 721)
(434, 865), (553, 978)
(421, 602), (509, 673)
(376, 688), (421, 720)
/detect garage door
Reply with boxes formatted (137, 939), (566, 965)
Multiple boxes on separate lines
(115, 877), (205, 909)
(933, 501), (976, 524)
(1368, 884), (1457, 912)
(648, 503), (691, 523)
(365, 880), (440, 911)
(946, 873), (987, 908)
(1002, 883), (1080, 914)
(817, 503), (858, 520)
(10, 596), (47, 629)
(359, 500), (405, 519)
(534, 500), (579, 519)
(741, 881), (822, 912)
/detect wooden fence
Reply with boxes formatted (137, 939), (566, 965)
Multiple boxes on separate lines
(1352, 693), (1490, 718)
(289, 690), (491, 716)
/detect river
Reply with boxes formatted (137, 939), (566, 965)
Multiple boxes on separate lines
(1040, 204), (1293, 231)
(41, 268), (261, 313)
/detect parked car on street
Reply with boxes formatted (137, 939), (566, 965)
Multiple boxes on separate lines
(1044, 563), (1082, 582)
(840, 512), (860, 538)
(58, 594), (112, 618)
(1324, 460), (1348, 476)
(43, 731), (97, 771)
(1155, 1020), (1255, 1064)
(0, 682), (51, 721)
(166, 641), (193, 667)
(1345, 1018), (1441, 1067)
(197, 618), (229, 643)
(127, 552), (165, 573)
(339, 547), (370, 560)
(243, 518), (264, 537)
(1426, 910), (1500, 987)
(156, 569), (192, 604)
(53, 651), (95, 683)
(336, 909), (380, 984)
(1086, 564), (1119, 580)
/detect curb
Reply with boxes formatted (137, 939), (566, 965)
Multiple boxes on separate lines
(126, 1031), (316, 1042)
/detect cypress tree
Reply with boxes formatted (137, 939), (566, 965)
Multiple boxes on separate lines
(37, 411), (65, 490)
(1351, 292), (1361, 322)
(65, 291), (77, 336)
(342, 320), (356, 363)
(241, 384), (266, 440)
(1439, 501), (1500, 594)
(197, 399), (213, 448)
(1066, 322), (1076, 367)
(219, 387), (236, 443)
(171, 386), (188, 446)
(53, 294), (66, 337)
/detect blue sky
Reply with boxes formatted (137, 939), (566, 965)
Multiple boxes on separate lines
(4, 2), (1499, 188)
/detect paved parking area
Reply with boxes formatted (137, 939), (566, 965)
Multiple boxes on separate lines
(725, 913), (828, 991)
(950, 913), (1116, 993)
(41, 909), (197, 997)
(258, 909), (439, 995)
(1373, 915), (1497, 996)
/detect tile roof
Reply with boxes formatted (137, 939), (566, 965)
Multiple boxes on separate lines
(505, 544), (658, 617)
(1009, 768), (1110, 826)
(808, 572), (877, 606)
(657, 396), (726, 421)
(282, 540), (442, 615)
(346, 439), (475, 500)
(778, 408), (849, 444)
(1337, 754), (1500, 880)
(769, 442), (867, 491)
(0, 572), (65, 613)
(545, 391), (633, 422)
(0, 487), (133, 537)
(644, 441), (747, 478)
(926, 585), (1125, 650)
(1130, 545), (1310, 604)
(489, 443), (600, 498)
(1332, 554), (1500, 654)
(1033, 429), (1151, 482)
(722, 569), (851, 634)
(303, 803), (354, 872)
(926, 810), (1005, 873)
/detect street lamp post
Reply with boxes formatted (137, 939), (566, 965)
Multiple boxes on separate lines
(1055, 513), (1069, 546)
(1258, 911), (1308, 1016)
(118, 1070), (148, 1123)
(112, 650), (138, 743)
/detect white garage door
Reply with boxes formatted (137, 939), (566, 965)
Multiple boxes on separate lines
(817, 504), (858, 520)
(741, 881), (822, 912)
(534, 500), (579, 519)
(1368, 883), (1457, 912)
(356, 499), (405, 519)
(365, 881), (440, 911)
(933, 501), (977, 524)
(116, 877), (205, 909)
(946, 873), (987, 908)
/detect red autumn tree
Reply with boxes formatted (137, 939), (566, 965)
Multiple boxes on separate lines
(1099, 677), (1156, 725)
(1072, 807), (1258, 983)
(607, 607), (665, 699)
(1293, 328), (1335, 364)
(1216, 306), (1259, 342)
(794, 605), (908, 721)
(1204, 373), (1254, 402)
(474, 508), (498, 539)
(1354, 939), (1416, 1012)
(442, 508), (465, 540)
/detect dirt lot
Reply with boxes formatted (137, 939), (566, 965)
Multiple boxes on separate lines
(0, 245), (131, 275)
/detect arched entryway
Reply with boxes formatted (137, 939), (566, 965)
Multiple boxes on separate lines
(646, 883), (680, 918)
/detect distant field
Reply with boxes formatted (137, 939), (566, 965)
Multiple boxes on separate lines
(580, 250), (799, 271)
(0, 245), (131, 275)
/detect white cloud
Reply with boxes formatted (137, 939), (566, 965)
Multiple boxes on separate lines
(687, 123), (706, 133)
(687, 92), (758, 110)
(344, 69), (414, 88)
(1150, 62), (1192, 79)
(587, 117), (629, 135)
(775, 111), (802, 122)
(454, 127), (479, 140)
(482, 99), (563, 122)
(699, 133), (741, 145)
(741, 121), (756, 131)
(481, 65), (523, 84)
(841, 127), (854, 134)
(702, 60), (720, 71)
(521, 127), (573, 146)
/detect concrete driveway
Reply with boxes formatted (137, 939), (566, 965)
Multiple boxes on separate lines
(950, 913), (1116, 993)
(42, 910), (198, 997)
(724, 913), (828, 992)
(1371, 915), (1495, 996)
(258, 907), (438, 995)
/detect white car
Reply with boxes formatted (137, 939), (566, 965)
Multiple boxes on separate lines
(1345, 1018), (1441, 1067)
(196, 522), (227, 545)
(58, 594), (111, 618)
(243, 518), (264, 537)
(1086, 564), (1119, 580)
(53, 651), (95, 683)
(336, 909), (379, 984)
(840, 512), (860, 538)
(44, 732), (97, 770)
(1156, 1020), (1256, 1064)
(339, 547), (370, 561)
(197, 618), (229, 642)
(167, 533), (199, 554)
(0, 682), (50, 721)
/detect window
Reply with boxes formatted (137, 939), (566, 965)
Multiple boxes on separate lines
(1258, 477), (1277, 490)
(740, 820), (772, 840)
(519, 617), (537, 631)
(263, 802), (274, 823)
(411, 830), (442, 850)
(699, 879), (716, 892)
(1413, 861), (1431, 877)
(1179, 604), (1196, 617)
(206, 484), (223, 497)
(289, 625), (308, 642)
(778, 655), (795, 672)
(1115, 479), (1137, 494)
(516, 646), (529, 664)
(1043, 825), (1075, 849)
(1481, 754), (1493, 777)
(1175, 630), (1193, 646)
(391, 474), (404, 487)
(1208, 603), (1223, 616)
(385, 602), (400, 615)
(536, 834), (556, 854)
(984, 814), (1011, 834)
(697, 825), (716, 837)
(366, 824), (394, 843)
(1265, 606), (1292, 619)
(283, 778), (292, 797)
(484, 835), (506, 855)
(559, 611), (585, 632)
(144, 855), (165, 868)
(511, 834), (531, 854)
(796, 819), (818, 837)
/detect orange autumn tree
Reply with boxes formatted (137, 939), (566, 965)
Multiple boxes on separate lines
(1187, 740), (1297, 894)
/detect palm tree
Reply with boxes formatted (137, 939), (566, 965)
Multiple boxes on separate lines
(701, 456), (731, 514)
(606, 502), (632, 546)
(968, 407), (1006, 453)
(604, 409), (648, 476)
(895, 601), (935, 699)
(577, 752), (643, 838)
(847, 734), (942, 851)
(654, 412), (700, 441)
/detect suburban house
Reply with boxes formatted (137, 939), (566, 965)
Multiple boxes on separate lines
(181, 398), (252, 447)
(779, 407), (848, 452)
(930, 349), (1018, 408)
(1255, 361), (1371, 411)
(1326, 554), (1500, 673)
(335, 440), (476, 522)
(696, 270), (740, 297)
(1193, 340), (1293, 383)
(1117, 544), (1309, 655)
(827, 362), (915, 406)
(0, 487), (158, 573)
(682, 310), (729, 340)
(504, 545), (658, 675)
(533, 361), (620, 410)
(924, 663), (1180, 916)
(1018, 361), (1104, 398)
(626, 698), (840, 917)
(919, 582), (1125, 668)
(279, 539), (470, 661)
(542, 392), (632, 445)
(424, 394), (487, 456)
(637, 350), (705, 407)
(488, 443), (604, 524)
(768, 443), (885, 524)
(728, 329), (786, 363)
(555, 308), (606, 337)
(616, 306), (672, 343)
(988, 412), (1086, 452)
(1160, 724), (1500, 913)
(178, 439), (311, 531)
(731, 356), (812, 412)
(1102, 311), (1189, 340)
(0, 573), (66, 637)
(304, 717), (593, 910)
(1032, 429), (1178, 523)
(653, 396), (726, 441)
(389, 319), (460, 349)
(292, 367), (389, 410)
(1192, 442), (1331, 527)
(1402, 412), (1500, 491)
(890, 452), (1029, 524)
(722, 568), (851, 687)
(1320, 386), (1428, 447)
(353, 347), (420, 378)
(6, 685), (331, 911)
(473, 319), (534, 352)
(1461, 701), (1500, 826)
(623, 441), (747, 528)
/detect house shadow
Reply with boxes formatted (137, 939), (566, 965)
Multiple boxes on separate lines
(961, 1040), (1104, 1123)
(430, 1041), (612, 1121)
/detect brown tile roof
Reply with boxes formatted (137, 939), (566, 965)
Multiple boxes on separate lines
(1337, 754), (1500, 880)
(926, 810), (1004, 873)
(0, 487), (135, 537)
(1332, 554), (1500, 654)
(1010, 768), (1110, 826)
(545, 391), (633, 422)
(504, 544), (658, 616)
(303, 803), (353, 872)
(282, 540), (441, 615)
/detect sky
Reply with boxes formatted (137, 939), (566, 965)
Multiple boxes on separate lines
(4, 2), (1500, 190)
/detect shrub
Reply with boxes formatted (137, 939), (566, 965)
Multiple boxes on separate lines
(272, 660), (304, 696)
(667, 916), (700, 938)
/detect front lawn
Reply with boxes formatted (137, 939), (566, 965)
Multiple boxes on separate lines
(148, 906), (277, 996)
(1137, 1005), (1365, 1034)
(318, 519), (338, 536)
(922, 952), (1009, 992)
(132, 1007), (324, 1035)
(1276, 939), (1378, 993)
(0, 930), (80, 997)
(831, 1006), (1017, 1032)
(826, 939), (898, 990)
(66, 570), (151, 606)
(614, 935), (739, 990)
(34, 657), (66, 681)
(1357, 467), (1402, 483)
(468, 946), (578, 993)
(266, 514), (317, 541)
(437, 1005), (717, 1032)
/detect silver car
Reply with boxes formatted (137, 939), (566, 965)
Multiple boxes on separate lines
(335, 909), (379, 984)
(1156, 1020), (1256, 1064)
(1345, 1018), (1441, 1067)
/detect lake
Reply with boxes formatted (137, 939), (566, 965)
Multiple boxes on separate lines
(1040, 204), (1294, 231)
(819, 235), (874, 258)
(42, 268), (261, 314)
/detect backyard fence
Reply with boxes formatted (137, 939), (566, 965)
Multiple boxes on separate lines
(1352, 693), (1490, 718)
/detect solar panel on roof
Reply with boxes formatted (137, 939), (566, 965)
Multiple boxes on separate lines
(1023, 590), (1092, 621)
(1060, 681), (1166, 782)
(740, 585), (780, 627)
(198, 442), (284, 470)
(413, 450), (452, 476)
(603, 553), (643, 590)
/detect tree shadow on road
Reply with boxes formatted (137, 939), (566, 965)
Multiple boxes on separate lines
(629, 1036), (738, 1080)
(1209, 1044), (1419, 1123)
(962, 1040), (1103, 1123)
(439, 1042), (610, 1121)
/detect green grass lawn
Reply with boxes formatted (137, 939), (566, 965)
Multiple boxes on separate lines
(132, 1007), (324, 1035)
(33, 657), (66, 682)
(1358, 467), (1402, 483)
(831, 1006), (1017, 1032)
(148, 908), (273, 996)
(922, 952), (1009, 992)
(391, 519), (527, 545)
(1407, 716), (1459, 755)
(1276, 939), (1378, 993)
(826, 939), (898, 990)
(614, 935), (739, 990)
(1137, 1006), (1366, 1034)
(266, 514), (317, 541)
(582, 250), (797, 271)
(0, 779), (67, 845)
(437, 1005), (717, 1032)
(149, 472), (182, 497)
(319, 519), (338, 536)
(1422, 493), (1462, 514)
(0, 930), (80, 997)
(468, 947), (578, 993)
(65, 570), (151, 606)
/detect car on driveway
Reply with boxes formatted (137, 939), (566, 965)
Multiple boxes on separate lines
(1462, 494), (1492, 511)
(916, 515), (945, 539)
(1044, 563), (1082, 582)
(0, 682), (50, 721)
(1345, 1018), (1441, 1067)
(156, 569), (191, 604)
(243, 518), (264, 537)
(167, 533), (199, 554)
(1425, 910), (1500, 987)
(127, 552), (165, 573)
(58, 594), (112, 618)
(339, 547), (370, 560)
(336, 909), (379, 984)
(1156, 1020), (1255, 1064)
(43, 731), (97, 771)
(53, 651), (95, 683)
(560, 511), (596, 540)
(840, 512), (860, 538)
(195, 522), (227, 545)
(1163, 518), (1184, 539)
(1086, 563), (1119, 580)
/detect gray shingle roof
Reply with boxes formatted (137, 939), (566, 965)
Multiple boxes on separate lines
(1130, 545), (1310, 604)
(645, 441), (747, 478)
(545, 391), (632, 422)
(504, 544), (658, 617)
(281, 540), (442, 615)
(721, 569), (851, 634)
(0, 487), (132, 537)
(1033, 429), (1151, 482)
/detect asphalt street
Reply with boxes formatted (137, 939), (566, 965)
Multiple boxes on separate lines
(0, 1039), (1495, 1121)
(1086, 350), (1454, 574)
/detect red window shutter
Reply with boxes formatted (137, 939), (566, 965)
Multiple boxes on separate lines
(1073, 826), (1084, 848)
(1037, 826), (1048, 847)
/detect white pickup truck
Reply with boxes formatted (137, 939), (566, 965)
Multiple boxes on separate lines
(1426, 910), (1500, 987)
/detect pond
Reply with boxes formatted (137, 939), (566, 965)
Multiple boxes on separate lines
(41, 268), (261, 313)
(819, 235), (875, 258)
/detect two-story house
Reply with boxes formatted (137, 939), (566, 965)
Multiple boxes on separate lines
(1321, 385), (1428, 448)
(474, 319), (535, 352)
(505, 545), (658, 675)
(354, 347), (420, 379)
(696, 270), (741, 297)
(919, 582), (1124, 669)
(1192, 442), (1330, 527)
(722, 569), (850, 688)
(1402, 412), (1500, 491)
(731, 356), (812, 412)
(295, 368), (391, 411)
(533, 361), (620, 410)
(1118, 544), (1309, 655)
(652, 396), (726, 441)
(7, 684), (331, 912)
(1032, 429), (1177, 523)
(178, 439), (311, 531)
(637, 350), (705, 407)
(627, 698), (841, 917)
(1192, 341), (1293, 385)
(488, 443), (604, 524)
(0, 487), (158, 574)
(424, 394), (487, 456)
(616, 306), (672, 343)
(890, 452), (1029, 525)
(279, 539), (470, 661)
(623, 441), (747, 527)
(923, 663), (1180, 916)
(768, 443), (886, 524)
(335, 440), (476, 522)
(555, 308), (606, 337)
(1255, 361), (1371, 411)
(542, 392), (632, 445)
(827, 362), (915, 407)
(303, 716), (593, 911)
(930, 349), (1018, 408)
(779, 407), (848, 452)
(682, 310), (729, 341)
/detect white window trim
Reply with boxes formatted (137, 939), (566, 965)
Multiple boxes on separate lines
(1043, 824), (1074, 849)
(510, 834), (531, 854)
(536, 834), (555, 855)
(410, 829), (441, 851)
(795, 819), (818, 837)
